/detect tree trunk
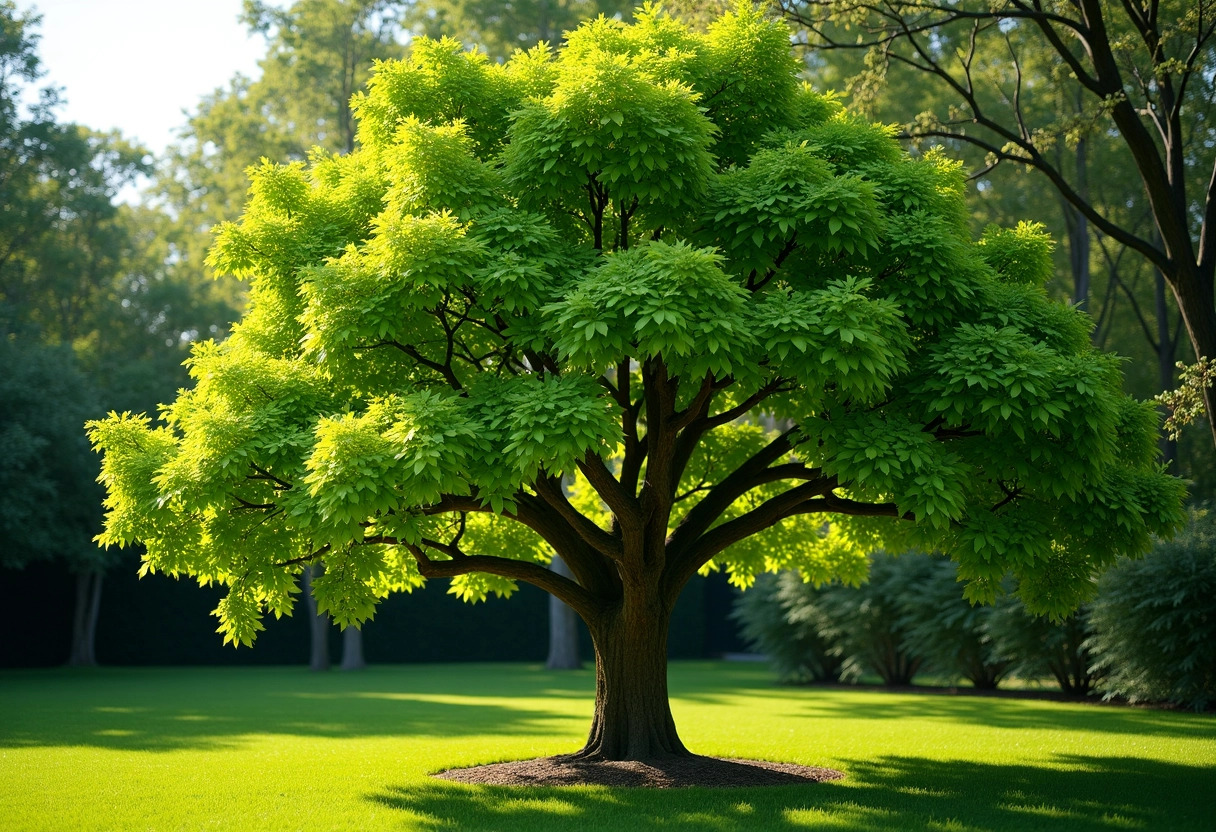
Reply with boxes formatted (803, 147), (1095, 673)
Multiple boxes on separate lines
(1069, 137), (1091, 311)
(1168, 261), (1216, 449)
(67, 571), (103, 667)
(1155, 268), (1179, 465)
(546, 556), (582, 670)
(576, 586), (687, 760)
(303, 565), (331, 672)
(340, 625), (366, 671)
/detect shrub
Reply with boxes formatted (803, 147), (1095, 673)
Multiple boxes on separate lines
(817, 552), (936, 686)
(731, 572), (842, 683)
(1088, 509), (1216, 710)
(985, 595), (1101, 696)
(897, 556), (1009, 689)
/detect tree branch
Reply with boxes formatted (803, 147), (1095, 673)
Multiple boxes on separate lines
(400, 541), (601, 620)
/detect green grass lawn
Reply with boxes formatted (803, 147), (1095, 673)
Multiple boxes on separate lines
(2, 662), (1213, 831)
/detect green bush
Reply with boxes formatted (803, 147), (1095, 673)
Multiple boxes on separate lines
(897, 556), (1009, 689)
(817, 552), (936, 686)
(985, 595), (1100, 696)
(731, 572), (842, 683)
(1088, 509), (1216, 710)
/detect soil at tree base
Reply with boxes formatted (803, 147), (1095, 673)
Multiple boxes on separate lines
(433, 754), (845, 788)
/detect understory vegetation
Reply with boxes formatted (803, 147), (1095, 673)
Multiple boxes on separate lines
(734, 510), (1216, 710)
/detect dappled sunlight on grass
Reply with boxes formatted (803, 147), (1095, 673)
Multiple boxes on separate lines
(370, 754), (1214, 831)
(1, 662), (1213, 831)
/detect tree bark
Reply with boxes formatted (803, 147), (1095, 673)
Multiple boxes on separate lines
(67, 571), (103, 667)
(303, 564), (331, 672)
(1168, 261), (1216, 449)
(575, 583), (687, 760)
(546, 555), (582, 670)
(340, 625), (365, 671)
(1065, 135), (1092, 311)
(1155, 268), (1179, 465)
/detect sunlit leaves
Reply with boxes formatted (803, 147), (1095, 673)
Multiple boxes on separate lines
(502, 48), (715, 227)
(352, 37), (526, 157)
(750, 277), (910, 403)
(976, 221), (1056, 287)
(86, 5), (1186, 649)
(487, 374), (622, 481)
(547, 240), (752, 377)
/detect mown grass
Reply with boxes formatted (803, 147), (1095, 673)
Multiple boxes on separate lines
(1, 662), (1213, 831)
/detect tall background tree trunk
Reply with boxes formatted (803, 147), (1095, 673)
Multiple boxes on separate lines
(303, 564), (331, 672)
(340, 625), (365, 670)
(67, 571), (103, 667)
(1070, 138), (1091, 310)
(1155, 269), (1179, 465)
(546, 556), (581, 670)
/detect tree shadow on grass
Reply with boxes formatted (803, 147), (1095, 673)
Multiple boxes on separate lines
(368, 754), (1216, 831)
(672, 676), (1216, 741)
(0, 665), (586, 753)
(781, 690), (1216, 740)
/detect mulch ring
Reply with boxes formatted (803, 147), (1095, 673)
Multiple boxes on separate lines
(433, 754), (845, 788)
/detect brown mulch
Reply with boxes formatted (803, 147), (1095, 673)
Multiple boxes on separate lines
(433, 754), (845, 788)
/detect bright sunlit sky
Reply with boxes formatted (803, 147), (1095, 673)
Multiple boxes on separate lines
(18, 0), (266, 156)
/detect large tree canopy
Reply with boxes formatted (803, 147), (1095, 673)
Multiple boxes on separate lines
(90, 4), (1184, 760)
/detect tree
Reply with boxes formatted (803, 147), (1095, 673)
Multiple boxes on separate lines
(817, 552), (934, 686)
(89, 5), (1183, 762)
(777, 0), (1216, 447)
(545, 555), (583, 669)
(408, 0), (635, 60)
(986, 596), (1102, 695)
(0, 340), (106, 665)
(1, 1), (233, 665)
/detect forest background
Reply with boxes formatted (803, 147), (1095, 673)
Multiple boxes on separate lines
(2, 0), (1212, 669)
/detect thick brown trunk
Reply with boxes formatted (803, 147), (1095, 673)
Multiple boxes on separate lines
(576, 587), (687, 760)
(546, 556), (582, 670)
(67, 571), (102, 667)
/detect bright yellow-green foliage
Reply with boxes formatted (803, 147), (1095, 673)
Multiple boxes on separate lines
(89, 4), (1183, 647)
(2, 664), (1214, 832)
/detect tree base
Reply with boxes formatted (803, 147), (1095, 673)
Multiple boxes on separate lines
(433, 754), (844, 788)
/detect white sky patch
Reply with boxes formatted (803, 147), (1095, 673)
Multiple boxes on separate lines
(18, 0), (265, 156)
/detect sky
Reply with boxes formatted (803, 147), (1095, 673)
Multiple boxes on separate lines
(18, 0), (266, 156)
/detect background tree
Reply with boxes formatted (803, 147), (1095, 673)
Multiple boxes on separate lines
(90, 6), (1183, 763)
(777, 0), (1216, 448)
(816, 553), (933, 686)
(0, 1), (232, 665)
(0, 340), (104, 665)
(409, 0), (635, 59)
